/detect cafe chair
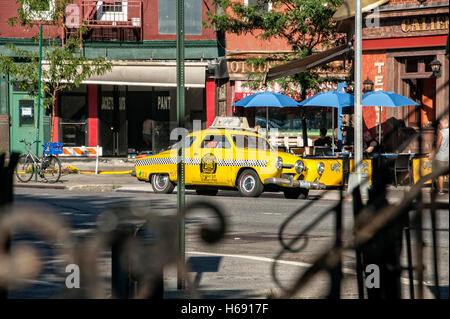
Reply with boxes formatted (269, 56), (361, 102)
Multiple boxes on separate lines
(313, 146), (332, 156)
(391, 154), (412, 187)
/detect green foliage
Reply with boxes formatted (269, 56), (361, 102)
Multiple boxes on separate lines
(205, 0), (343, 96)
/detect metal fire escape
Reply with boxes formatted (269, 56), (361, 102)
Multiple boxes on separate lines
(65, 1), (143, 43)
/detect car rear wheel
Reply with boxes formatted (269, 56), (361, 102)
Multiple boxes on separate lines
(195, 189), (218, 196)
(237, 169), (264, 197)
(151, 173), (175, 194)
(283, 188), (309, 199)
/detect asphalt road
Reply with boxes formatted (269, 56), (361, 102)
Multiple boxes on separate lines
(6, 188), (449, 299)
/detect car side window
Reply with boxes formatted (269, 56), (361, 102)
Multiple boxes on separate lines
(232, 135), (272, 151)
(200, 135), (231, 149)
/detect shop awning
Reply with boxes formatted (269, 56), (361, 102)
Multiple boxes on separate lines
(264, 44), (353, 82)
(43, 62), (207, 88)
(332, 0), (389, 21)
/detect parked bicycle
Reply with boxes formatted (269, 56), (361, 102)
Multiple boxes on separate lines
(15, 139), (62, 183)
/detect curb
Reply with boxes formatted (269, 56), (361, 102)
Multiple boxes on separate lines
(14, 183), (150, 193)
(79, 170), (133, 175)
(14, 183), (66, 190)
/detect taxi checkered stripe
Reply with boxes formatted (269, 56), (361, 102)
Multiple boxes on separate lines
(135, 158), (177, 166)
(135, 158), (267, 167)
(216, 159), (267, 167)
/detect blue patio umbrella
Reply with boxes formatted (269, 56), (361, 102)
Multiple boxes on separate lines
(298, 90), (354, 108)
(298, 90), (354, 148)
(362, 91), (419, 143)
(232, 92), (301, 134)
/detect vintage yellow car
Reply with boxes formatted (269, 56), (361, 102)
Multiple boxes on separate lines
(134, 118), (325, 198)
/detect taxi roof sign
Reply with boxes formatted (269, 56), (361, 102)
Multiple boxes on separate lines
(210, 117), (250, 129)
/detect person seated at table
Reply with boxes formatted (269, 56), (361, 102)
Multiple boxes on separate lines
(363, 130), (380, 154)
(314, 128), (332, 147)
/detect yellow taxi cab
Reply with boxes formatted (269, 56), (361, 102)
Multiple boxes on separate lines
(135, 117), (325, 199)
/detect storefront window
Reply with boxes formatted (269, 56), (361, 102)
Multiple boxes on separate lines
(59, 85), (87, 146)
(406, 58), (418, 73)
(19, 100), (34, 126)
(158, 0), (202, 35)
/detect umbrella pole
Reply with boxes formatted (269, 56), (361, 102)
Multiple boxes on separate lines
(332, 108), (335, 154)
(266, 107), (269, 137)
(379, 106), (382, 144)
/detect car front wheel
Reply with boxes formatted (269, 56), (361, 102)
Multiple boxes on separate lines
(151, 173), (175, 194)
(237, 169), (264, 197)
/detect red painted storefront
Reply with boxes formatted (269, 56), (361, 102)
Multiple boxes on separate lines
(361, 1), (449, 146)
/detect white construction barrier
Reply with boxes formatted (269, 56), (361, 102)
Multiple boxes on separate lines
(60, 146), (103, 157)
(59, 146), (103, 174)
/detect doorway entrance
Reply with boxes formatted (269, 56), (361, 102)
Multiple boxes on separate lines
(58, 85), (88, 147)
(9, 82), (48, 156)
(99, 85), (127, 156)
(405, 78), (436, 128)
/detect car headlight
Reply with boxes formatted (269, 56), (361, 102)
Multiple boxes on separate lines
(295, 160), (305, 174)
(275, 156), (283, 170)
(317, 162), (325, 175)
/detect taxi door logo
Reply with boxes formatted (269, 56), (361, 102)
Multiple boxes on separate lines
(362, 162), (369, 174)
(200, 153), (217, 181)
(331, 162), (341, 173)
(423, 160), (432, 171)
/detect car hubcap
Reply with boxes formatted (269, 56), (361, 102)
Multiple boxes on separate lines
(155, 175), (168, 190)
(242, 175), (255, 193)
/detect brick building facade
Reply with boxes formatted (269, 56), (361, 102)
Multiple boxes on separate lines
(0, 0), (224, 156)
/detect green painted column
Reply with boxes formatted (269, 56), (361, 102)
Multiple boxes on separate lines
(35, 24), (43, 181)
(176, 0), (186, 290)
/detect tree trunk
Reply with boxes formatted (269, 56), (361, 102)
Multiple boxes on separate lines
(300, 88), (308, 147)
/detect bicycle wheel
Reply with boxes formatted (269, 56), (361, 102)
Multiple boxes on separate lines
(16, 155), (34, 182)
(42, 156), (62, 183)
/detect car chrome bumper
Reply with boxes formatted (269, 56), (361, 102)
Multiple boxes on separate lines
(264, 177), (326, 190)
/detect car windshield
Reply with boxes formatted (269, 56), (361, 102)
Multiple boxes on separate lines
(232, 134), (273, 151)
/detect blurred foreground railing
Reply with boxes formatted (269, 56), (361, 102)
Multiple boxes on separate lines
(272, 109), (449, 299)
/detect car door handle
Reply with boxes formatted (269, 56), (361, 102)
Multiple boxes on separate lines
(194, 153), (199, 156)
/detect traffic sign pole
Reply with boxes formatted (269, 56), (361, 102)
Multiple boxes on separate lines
(176, 0), (186, 290)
